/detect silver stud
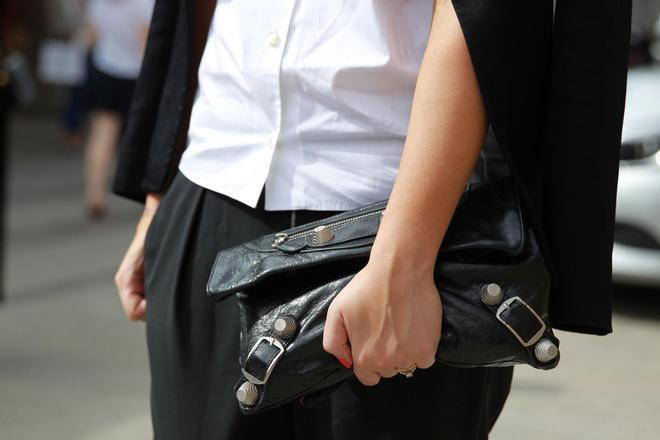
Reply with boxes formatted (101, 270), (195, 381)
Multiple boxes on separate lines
(311, 225), (334, 246)
(236, 381), (259, 406)
(480, 283), (504, 306)
(273, 315), (298, 340)
(534, 339), (559, 363)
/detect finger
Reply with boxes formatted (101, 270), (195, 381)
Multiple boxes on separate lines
(115, 244), (147, 321)
(416, 355), (436, 370)
(416, 341), (439, 369)
(115, 269), (146, 321)
(322, 304), (353, 367)
(379, 367), (399, 379)
(131, 297), (147, 322)
(121, 288), (146, 321)
(353, 365), (381, 386)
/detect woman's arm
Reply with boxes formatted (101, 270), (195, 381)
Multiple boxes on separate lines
(115, 192), (162, 321)
(371, 0), (487, 268)
(322, 0), (488, 385)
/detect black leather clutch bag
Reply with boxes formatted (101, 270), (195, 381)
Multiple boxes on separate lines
(206, 174), (560, 415)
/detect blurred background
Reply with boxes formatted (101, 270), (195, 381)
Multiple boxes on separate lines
(1, 0), (659, 439)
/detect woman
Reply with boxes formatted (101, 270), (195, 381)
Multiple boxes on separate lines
(114, 0), (631, 438)
(82, 0), (153, 218)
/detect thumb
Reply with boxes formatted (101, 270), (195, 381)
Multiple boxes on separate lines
(322, 304), (353, 368)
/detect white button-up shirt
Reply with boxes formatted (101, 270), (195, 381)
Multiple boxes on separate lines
(179, 0), (433, 211)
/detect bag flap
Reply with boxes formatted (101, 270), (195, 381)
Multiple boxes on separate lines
(207, 176), (524, 300)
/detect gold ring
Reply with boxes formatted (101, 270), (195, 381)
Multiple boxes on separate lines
(396, 363), (417, 378)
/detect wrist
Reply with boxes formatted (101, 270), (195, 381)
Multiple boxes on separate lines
(142, 206), (158, 217)
(135, 212), (153, 235)
(141, 192), (162, 218)
(367, 244), (438, 282)
(372, 200), (450, 263)
(370, 226), (442, 278)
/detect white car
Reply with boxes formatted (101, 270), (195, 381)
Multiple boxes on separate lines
(613, 63), (660, 287)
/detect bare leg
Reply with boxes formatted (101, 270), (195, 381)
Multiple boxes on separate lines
(84, 110), (122, 218)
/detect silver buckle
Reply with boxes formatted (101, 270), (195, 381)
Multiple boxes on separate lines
(495, 296), (546, 347)
(241, 336), (285, 385)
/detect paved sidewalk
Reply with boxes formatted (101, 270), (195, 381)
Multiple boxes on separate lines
(0, 116), (658, 439)
(0, 116), (150, 439)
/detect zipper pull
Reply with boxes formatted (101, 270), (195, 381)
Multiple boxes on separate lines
(272, 233), (288, 247)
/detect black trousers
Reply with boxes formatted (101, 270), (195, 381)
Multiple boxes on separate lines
(144, 170), (514, 439)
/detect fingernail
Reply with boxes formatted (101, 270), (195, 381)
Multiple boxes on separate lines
(339, 358), (352, 368)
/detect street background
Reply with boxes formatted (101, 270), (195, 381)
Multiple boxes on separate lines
(2, 0), (660, 439)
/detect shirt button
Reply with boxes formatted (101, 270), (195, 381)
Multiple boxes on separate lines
(267, 30), (281, 47)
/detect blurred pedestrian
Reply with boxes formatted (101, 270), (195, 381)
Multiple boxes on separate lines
(82, 0), (153, 219)
(60, 0), (89, 152)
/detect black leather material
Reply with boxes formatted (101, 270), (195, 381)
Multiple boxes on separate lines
(242, 337), (285, 384)
(206, 173), (560, 415)
(497, 298), (546, 343)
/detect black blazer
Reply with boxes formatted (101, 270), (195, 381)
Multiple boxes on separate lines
(113, 0), (632, 335)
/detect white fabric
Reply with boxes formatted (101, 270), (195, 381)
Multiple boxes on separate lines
(179, 0), (433, 211)
(87, 0), (154, 79)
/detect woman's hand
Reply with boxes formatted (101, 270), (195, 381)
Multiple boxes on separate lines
(323, 252), (442, 386)
(114, 193), (161, 321)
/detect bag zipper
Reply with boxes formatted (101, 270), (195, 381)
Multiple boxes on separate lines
(271, 209), (385, 247)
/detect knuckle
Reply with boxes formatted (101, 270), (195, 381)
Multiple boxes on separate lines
(420, 357), (435, 368)
(356, 352), (378, 371)
(389, 351), (412, 369)
(363, 350), (377, 363)
(393, 356), (411, 370)
(414, 341), (434, 358)
(373, 356), (390, 372)
(322, 338), (335, 354)
(355, 370), (380, 387)
(421, 343), (439, 361)
(382, 347), (397, 364)
(422, 341), (440, 354)
(390, 340), (407, 355)
(386, 342), (411, 364)
(327, 301), (340, 316)
(419, 353), (437, 369)
(354, 352), (369, 369)
(381, 370), (398, 379)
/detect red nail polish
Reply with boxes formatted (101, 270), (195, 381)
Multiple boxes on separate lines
(339, 358), (352, 368)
